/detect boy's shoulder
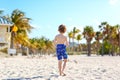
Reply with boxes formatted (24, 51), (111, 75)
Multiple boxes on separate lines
(55, 34), (59, 37)
(55, 34), (67, 38)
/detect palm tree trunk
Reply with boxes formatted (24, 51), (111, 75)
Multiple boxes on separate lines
(97, 41), (99, 55)
(69, 38), (71, 51)
(10, 32), (15, 56)
(119, 32), (120, 56)
(78, 40), (79, 52)
(111, 40), (114, 56)
(10, 32), (14, 48)
(101, 39), (104, 56)
(72, 37), (74, 51)
(87, 40), (91, 56)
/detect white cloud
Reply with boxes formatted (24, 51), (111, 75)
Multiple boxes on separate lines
(109, 0), (119, 5)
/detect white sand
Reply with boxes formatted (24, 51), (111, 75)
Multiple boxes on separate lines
(0, 55), (120, 80)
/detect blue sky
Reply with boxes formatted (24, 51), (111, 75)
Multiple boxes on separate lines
(0, 0), (120, 43)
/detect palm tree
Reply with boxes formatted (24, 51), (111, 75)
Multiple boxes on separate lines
(68, 31), (73, 44)
(99, 22), (108, 56)
(0, 10), (3, 15)
(76, 34), (82, 44)
(0, 10), (4, 15)
(29, 38), (37, 49)
(109, 26), (118, 55)
(99, 22), (118, 55)
(95, 31), (103, 55)
(72, 27), (80, 51)
(44, 39), (54, 55)
(76, 34), (82, 52)
(10, 9), (32, 49)
(115, 24), (120, 55)
(29, 38), (39, 56)
(29, 37), (54, 56)
(2, 9), (33, 55)
(83, 26), (95, 56)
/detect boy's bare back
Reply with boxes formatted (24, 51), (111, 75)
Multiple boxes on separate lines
(54, 34), (69, 46)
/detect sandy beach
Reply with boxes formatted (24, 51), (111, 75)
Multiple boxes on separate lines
(0, 55), (120, 80)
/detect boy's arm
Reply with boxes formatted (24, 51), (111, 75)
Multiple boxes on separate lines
(65, 37), (69, 47)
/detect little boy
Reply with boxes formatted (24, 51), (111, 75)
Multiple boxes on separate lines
(54, 24), (69, 76)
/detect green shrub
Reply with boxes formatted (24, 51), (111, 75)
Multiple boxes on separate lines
(0, 48), (8, 54)
(68, 52), (81, 55)
(99, 41), (112, 55)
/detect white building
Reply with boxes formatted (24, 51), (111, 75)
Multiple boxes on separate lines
(0, 17), (12, 52)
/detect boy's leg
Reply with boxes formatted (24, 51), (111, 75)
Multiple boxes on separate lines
(61, 50), (68, 76)
(58, 60), (62, 75)
(61, 59), (67, 75)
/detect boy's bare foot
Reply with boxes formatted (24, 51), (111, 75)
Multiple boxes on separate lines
(60, 73), (66, 76)
(61, 72), (66, 76)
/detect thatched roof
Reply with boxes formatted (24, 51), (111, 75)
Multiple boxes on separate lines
(0, 17), (12, 26)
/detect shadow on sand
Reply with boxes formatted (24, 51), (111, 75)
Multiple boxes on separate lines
(3, 74), (59, 80)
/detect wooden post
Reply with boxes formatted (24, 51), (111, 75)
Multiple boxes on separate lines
(27, 47), (29, 56)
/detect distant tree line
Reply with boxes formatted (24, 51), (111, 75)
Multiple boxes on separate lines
(68, 22), (120, 56)
(1, 9), (120, 56)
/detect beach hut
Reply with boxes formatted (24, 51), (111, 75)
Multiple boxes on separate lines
(0, 17), (13, 54)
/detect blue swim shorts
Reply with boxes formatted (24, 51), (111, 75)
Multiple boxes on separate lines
(56, 44), (68, 60)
